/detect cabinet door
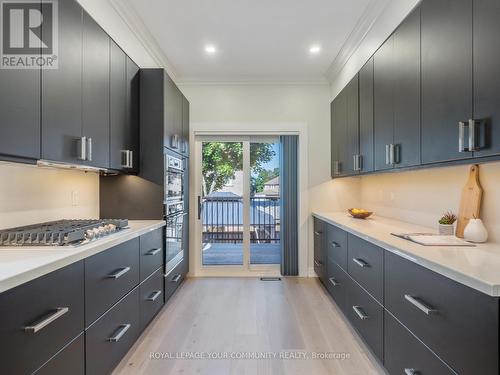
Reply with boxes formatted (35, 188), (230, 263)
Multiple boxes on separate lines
(126, 57), (140, 172)
(421, 0), (473, 163)
(393, 6), (421, 168)
(345, 75), (359, 175)
(0, 34), (40, 159)
(359, 58), (374, 173)
(331, 90), (348, 176)
(41, 0), (83, 163)
(473, 0), (500, 157)
(182, 95), (190, 157)
(313, 218), (327, 284)
(164, 74), (183, 151)
(109, 41), (127, 170)
(330, 101), (338, 177)
(373, 35), (394, 171)
(82, 12), (109, 168)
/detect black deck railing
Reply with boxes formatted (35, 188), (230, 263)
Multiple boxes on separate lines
(202, 196), (280, 244)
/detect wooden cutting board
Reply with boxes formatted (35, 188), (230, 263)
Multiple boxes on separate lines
(456, 165), (483, 238)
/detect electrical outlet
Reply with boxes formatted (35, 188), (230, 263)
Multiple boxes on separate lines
(71, 190), (79, 206)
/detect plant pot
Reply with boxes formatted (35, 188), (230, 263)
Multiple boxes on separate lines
(438, 223), (454, 236)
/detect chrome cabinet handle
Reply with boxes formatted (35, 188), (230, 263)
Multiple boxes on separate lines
(314, 231), (322, 236)
(107, 266), (131, 279)
(459, 121), (468, 152)
(333, 160), (341, 175)
(404, 369), (419, 375)
(404, 294), (438, 315)
(24, 307), (69, 334)
(121, 150), (129, 168)
(389, 144), (395, 165)
(329, 277), (340, 287)
(147, 290), (162, 301)
(77, 136), (87, 160)
(108, 324), (131, 342)
(385, 144), (390, 165)
(331, 241), (340, 248)
(469, 119), (480, 152)
(171, 274), (181, 283)
(86, 137), (93, 161)
(393, 144), (400, 164)
(352, 258), (369, 268)
(314, 260), (322, 267)
(146, 248), (162, 256)
(352, 306), (369, 320)
(171, 134), (179, 149)
(128, 150), (133, 168)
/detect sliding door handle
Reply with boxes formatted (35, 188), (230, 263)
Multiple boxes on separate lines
(197, 196), (202, 220)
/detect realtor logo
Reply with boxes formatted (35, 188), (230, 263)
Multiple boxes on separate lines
(1, 0), (58, 69)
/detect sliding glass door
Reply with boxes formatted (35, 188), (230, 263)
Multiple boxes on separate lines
(197, 136), (281, 272)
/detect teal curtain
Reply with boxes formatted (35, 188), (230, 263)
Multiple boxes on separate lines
(280, 135), (298, 276)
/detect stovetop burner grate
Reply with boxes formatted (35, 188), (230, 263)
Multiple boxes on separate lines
(0, 219), (128, 247)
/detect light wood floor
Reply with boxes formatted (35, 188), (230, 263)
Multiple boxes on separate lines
(113, 278), (386, 375)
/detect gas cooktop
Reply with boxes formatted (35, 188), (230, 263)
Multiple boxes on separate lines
(0, 219), (129, 247)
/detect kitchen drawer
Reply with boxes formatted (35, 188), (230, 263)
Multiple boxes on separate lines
(164, 260), (185, 303)
(86, 287), (140, 375)
(313, 218), (327, 284)
(326, 259), (351, 314)
(385, 251), (499, 375)
(140, 227), (164, 281)
(34, 334), (85, 375)
(85, 238), (140, 326)
(140, 268), (164, 331)
(327, 224), (347, 270)
(384, 312), (455, 375)
(345, 279), (384, 361)
(0, 261), (84, 375)
(347, 234), (384, 303)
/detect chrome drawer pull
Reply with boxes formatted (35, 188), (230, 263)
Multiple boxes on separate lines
(331, 241), (340, 248)
(314, 260), (322, 267)
(329, 277), (340, 287)
(171, 274), (181, 283)
(404, 295), (438, 315)
(107, 266), (131, 279)
(352, 258), (369, 268)
(108, 324), (131, 342)
(404, 369), (419, 375)
(352, 306), (369, 320)
(314, 231), (322, 236)
(24, 307), (69, 334)
(147, 290), (162, 301)
(146, 248), (162, 256)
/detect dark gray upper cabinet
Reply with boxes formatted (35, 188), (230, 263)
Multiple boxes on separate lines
(393, 6), (420, 167)
(0, 44), (40, 160)
(82, 12), (110, 168)
(181, 95), (190, 157)
(109, 41), (127, 170)
(359, 57), (374, 173)
(421, 0), (473, 163)
(126, 57), (140, 171)
(41, 0), (83, 164)
(331, 76), (359, 178)
(374, 34), (394, 171)
(473, 0), (500, 157)
(164, 76), (183, 152)
(374, 6), (420, 171)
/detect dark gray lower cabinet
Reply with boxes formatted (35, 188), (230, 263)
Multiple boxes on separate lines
(385, 251), (499, 374)
(35, 334), (85, 375)
(140, 228), (164, 281)
(0, 261), (84, 375)
(327, 222), (347, 270)
(164, 260), (185, 303)
(326, 259), (350, 315)
(345, 279), (384, 361)
(313, 218), (327, 284)
(139, 268), (164, 331)
(86, 287), (140, 375)
(85, 238), (140, 326)
(385, 312), (455, 375)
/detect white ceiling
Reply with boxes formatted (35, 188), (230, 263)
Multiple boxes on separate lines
(124, 0), (374, 83)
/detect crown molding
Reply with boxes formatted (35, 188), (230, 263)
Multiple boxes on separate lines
(177, 79), (330, 87)
(108, 0), (179, 80)
(324, 0), (391, 83)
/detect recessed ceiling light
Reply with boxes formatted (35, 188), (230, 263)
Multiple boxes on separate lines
(205, 45), (217, 54)
(309, 45), (321, 54)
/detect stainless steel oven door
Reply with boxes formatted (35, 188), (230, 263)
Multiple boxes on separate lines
(165, 154), (184, 202)
(165, 212), (186, 272)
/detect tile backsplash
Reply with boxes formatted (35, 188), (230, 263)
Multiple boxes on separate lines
(0, 162), (99, 229)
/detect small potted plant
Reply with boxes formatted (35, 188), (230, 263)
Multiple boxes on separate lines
(438, 211), (457, 235)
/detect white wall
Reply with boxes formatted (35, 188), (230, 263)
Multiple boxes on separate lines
(180, 83), (360, 276)
(0, 162), (99, 229)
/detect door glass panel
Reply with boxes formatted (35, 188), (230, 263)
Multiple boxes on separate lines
(250, 141), (281, 265)
(201, 142), (244, 265)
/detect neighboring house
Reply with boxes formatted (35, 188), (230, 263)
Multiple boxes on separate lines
(217, 170), (244, 195)
(255, 175), (280, 197)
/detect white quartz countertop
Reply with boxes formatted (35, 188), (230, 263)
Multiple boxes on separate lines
(313, 212), (500, 297)
(0, 220), (165, 293)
